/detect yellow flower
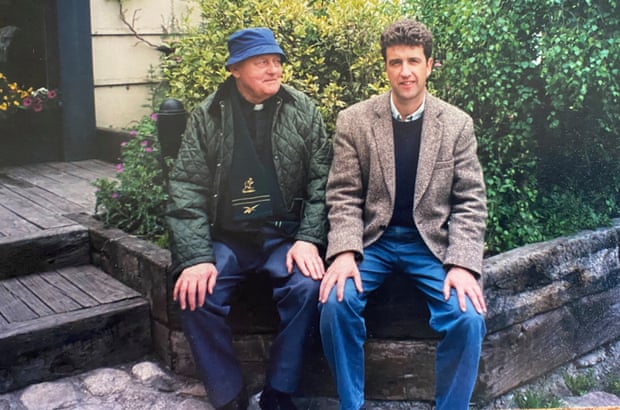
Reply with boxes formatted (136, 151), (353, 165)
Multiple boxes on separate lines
(8, 82), (17, 91)
(0, 102), (8, 111)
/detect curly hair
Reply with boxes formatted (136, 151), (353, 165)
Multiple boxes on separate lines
(380, 19), (433, 61)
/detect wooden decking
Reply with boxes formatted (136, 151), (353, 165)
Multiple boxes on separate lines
(0, 160), (151, 393)
(0, 160), (116, 238)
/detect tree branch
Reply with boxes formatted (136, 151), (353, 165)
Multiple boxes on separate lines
(118, 2), (159, 49)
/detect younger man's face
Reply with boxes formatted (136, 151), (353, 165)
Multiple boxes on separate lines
(385, 44), (433, 115)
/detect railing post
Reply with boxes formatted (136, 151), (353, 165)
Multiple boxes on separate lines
(156, 98), (186, 181)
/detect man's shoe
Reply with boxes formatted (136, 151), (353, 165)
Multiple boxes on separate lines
(217, 390), (248, 410)
(258, 385), (297, 410)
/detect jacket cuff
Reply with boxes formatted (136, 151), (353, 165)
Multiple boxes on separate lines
(169, 256), (216, 278)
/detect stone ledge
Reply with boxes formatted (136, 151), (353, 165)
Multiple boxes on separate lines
(68, 213), (620, 404)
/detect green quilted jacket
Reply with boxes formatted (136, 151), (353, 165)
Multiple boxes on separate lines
(165, 77), (332, 276)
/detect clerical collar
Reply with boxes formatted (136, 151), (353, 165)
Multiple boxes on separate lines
(239, 95), (269, 112)
(390, 93), (425, 122)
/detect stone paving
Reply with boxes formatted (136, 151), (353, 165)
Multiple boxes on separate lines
(1, 357), (620, 410)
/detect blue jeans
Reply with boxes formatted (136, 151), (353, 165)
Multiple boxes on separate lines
(180, 229), (320, 408)
(319, 226), (486, 410)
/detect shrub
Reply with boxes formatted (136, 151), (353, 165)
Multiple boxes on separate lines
(563, 370), (598, 397)
(413, 0), (547, 253)
(512, 388), (563, 409)
(410, 0), (619, 253)
(160, 0), (400, 135)
(94, 114), (169, 246)
(537, 184), (617, 240)
(110, 0), (619, 254)
(605, 373), (620, 397)
(160, 0), (547, 254)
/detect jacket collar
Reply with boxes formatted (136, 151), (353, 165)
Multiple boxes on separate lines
(207, 76), (294, 116)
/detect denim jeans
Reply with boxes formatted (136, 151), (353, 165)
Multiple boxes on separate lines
(319, 226), (486, 410)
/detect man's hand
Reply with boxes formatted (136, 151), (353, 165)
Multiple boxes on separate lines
(173, 262), (218, 311)
(319, 251), (363, 303)
(443, 266), (487, 314)
(286, 240), (325, 280)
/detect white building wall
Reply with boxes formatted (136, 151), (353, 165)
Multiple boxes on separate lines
(90, 0), (197, 129)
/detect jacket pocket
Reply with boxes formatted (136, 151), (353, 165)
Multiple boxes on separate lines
(434, 158), (454, 170)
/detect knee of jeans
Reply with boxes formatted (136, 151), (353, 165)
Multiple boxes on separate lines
(455, 309), (487, 337)
(319, 285), (362, 317)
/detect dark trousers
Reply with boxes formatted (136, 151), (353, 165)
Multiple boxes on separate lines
(179, 228), (320, 407)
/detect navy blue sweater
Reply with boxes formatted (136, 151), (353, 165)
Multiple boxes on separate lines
(389, 116), (423, 227)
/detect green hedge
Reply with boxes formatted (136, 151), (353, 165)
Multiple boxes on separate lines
(154, 0), (619, 255)
(415, 0), (620, 252)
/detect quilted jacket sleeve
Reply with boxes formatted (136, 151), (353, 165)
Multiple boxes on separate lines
(295, 102), (332, 248)
(165, 104), (215, 277)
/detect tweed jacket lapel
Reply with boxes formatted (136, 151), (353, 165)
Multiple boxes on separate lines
(414, 93), (442, 208)
(371, 93), (396, 202)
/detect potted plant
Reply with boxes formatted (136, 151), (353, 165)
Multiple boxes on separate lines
(0, 72), (62, 165)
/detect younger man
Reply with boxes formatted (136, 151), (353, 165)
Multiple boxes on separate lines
(319, 19), (487, 410)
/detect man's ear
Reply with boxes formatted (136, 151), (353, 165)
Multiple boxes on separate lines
(229, 63), (240, 79)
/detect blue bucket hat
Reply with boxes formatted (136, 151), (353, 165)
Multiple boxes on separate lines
(226, 27), (286, 68)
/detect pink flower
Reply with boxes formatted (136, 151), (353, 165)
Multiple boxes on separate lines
(129, 130), (137, 137)
(116, 163), (124, 173)
(145, 147), (153, 153)
(22, 97), (32, 107)
(33, 103), (43, 112)
(141, 140), (149, 147)
(434, 60), (443, 68)
(111, 192), (119, 199)
(47, 89), (57, 99)
(150, 113), (158, 121)
(120, 141), (128, 147)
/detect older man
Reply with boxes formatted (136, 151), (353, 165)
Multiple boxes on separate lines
(166, 27), (332, 410)
(319, 19), (487, 410)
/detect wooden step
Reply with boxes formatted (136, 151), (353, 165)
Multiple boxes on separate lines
(0, 225), (90, 279)
(0, 264), (151, 393)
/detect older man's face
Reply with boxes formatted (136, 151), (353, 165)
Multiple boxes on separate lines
(230, 54), (282, 104)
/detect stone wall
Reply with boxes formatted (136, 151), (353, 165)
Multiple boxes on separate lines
(69, 213), (620, 404)
(477, 220), (620, 400)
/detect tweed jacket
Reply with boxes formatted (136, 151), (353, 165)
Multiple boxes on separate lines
(326, 91), (487, 276)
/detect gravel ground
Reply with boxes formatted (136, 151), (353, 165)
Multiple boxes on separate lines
(2, 340), (620, 409)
